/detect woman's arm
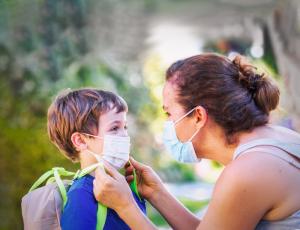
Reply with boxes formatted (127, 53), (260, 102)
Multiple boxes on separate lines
(147, 184), (200, 230)
(126, 158), (200, 229)
(117, 186), (200, 230)
(117, 199), (156, 230)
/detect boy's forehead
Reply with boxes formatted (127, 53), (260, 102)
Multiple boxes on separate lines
(99, 108), (127, 123)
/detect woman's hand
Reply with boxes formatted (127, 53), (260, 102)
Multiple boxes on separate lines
(93, 161), (136, 214)
(125, 157), (165, 203)
(126, 157), (200, 230)
(93, 160), (158, 230)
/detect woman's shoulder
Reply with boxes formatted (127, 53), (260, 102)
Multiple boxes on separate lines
(266, 124), (300, 142)
(215, 149), (299, 215)
(219, 153), (272, 186)
(215, 152), (285, 205)
(221, 150), (288, 188)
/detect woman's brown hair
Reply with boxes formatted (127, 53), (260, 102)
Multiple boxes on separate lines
(166, 53), (280, 144)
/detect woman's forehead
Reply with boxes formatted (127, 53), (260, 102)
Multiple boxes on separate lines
(163, 82), (179, 110)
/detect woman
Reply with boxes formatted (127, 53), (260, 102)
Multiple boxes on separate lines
(93, 53), (300, 229)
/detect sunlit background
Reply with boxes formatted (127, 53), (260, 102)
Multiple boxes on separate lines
(0, 0), (299, 229)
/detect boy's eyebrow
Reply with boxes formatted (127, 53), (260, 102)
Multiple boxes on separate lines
(108, 120), (127, 126)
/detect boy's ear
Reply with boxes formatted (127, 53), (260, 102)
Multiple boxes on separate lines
(71, 132), (87, 151)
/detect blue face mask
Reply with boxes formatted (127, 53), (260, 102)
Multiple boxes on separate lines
(162, 107), (201, 163)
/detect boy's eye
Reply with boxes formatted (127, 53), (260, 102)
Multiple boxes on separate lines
(165, 112), (170, 117)
(124, 125), (128, 130)
(110, 126), (119, 131)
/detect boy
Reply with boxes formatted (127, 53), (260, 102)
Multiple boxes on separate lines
(47, 88), (146, 229)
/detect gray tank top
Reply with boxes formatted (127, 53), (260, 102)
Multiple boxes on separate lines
(233, 138), (300, 230)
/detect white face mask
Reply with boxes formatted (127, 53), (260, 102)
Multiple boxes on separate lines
(82, 133), (131, 170)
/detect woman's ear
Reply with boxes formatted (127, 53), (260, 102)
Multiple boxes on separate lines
(194, 106), (207, 128)
(71, 132), (87, 151)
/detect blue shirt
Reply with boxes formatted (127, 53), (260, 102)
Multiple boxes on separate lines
(61, 174), (147, 230)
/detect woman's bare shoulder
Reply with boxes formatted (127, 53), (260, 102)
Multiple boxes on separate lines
(214, 151), (286, 206)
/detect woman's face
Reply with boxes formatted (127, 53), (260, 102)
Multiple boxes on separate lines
(162, 81), (199, 142)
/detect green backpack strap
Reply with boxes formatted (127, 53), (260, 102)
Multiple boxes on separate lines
(130, 167), (142, 201)
(96, 203), (107, 230)
(29, 167), (75, 207)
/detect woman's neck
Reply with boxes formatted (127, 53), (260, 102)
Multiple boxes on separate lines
(194, 123), (268, 166)
(208, 125), (270, 165)
(194, 128), (237, 165)
(201, 139), (237, 166)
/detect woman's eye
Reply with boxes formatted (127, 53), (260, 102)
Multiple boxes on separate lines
(124, 125), (128, 130)
(165, 112), (170, 117)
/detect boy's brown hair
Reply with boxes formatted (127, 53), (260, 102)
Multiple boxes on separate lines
(47, 88), (128, 162)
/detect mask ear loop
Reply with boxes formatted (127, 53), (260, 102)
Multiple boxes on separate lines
(174, 106), (202, 142)
(188, 127), (201, 142)
(81, 133), (104, 139)
(187, 106), (204, 142)
(81, 133), (104, 163)
(86, 149), (103, 163)
(174, 106), (198, 125)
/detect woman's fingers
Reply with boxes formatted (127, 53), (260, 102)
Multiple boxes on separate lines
(125, 165), (134, 176)
(93, 168), (109, 202)
(103, 160), (122, 180)
(94, 166), (108, 181)
(124, 161), (131, 168)
(126, 175), (134, 183)
(129, 157), (147, 171)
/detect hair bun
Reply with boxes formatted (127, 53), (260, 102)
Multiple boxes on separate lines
(232, 54), (280, 114)
(232, 55), (262, 94)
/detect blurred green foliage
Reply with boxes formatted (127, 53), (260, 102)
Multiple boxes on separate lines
(0, 0), (161, 229)
(159, 161), (197, 182)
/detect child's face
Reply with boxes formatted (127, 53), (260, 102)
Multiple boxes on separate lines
(86, 108), (128, 155)
(98, 108), (128, 137)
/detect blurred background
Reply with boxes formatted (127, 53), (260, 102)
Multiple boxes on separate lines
(0, 0), (299, 229)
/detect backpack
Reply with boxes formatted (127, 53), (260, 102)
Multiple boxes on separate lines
(21, 163), (141, 230)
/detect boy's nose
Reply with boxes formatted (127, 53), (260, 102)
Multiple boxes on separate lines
(119, 129), (128, 137)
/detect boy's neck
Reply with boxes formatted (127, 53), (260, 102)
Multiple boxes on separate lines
(79, 152), (98, 170)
